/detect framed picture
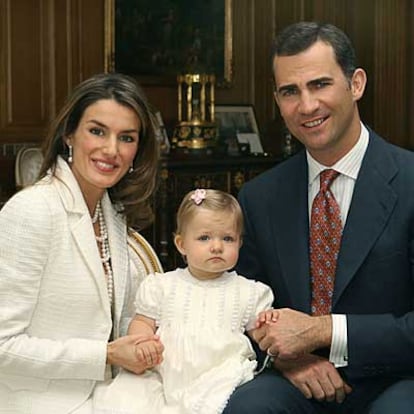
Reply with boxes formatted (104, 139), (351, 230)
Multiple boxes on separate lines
(214, 104), (263, 155)
(215, 104), (259, 136)
(104, 0), (233, 87)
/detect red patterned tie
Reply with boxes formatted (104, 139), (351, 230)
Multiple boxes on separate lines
(310, 169), (342, 316)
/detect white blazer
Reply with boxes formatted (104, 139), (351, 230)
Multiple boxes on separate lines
(0, 158), (140, 413)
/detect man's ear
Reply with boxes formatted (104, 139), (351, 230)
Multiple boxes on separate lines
(273, 90), (280, 106)
(351, 68), (367, 101)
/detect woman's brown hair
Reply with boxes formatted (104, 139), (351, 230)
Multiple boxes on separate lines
(39, 73), (159, 229)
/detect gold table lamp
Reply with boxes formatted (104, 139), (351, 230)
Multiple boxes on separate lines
(171, 73), (218, 152)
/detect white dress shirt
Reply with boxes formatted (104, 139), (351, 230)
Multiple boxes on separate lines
(306, 123), (369, 367)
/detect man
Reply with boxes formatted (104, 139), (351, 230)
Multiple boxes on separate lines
(224, 22), (414, 413)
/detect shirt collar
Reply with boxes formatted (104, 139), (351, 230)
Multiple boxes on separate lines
(307, 122), (369, 186)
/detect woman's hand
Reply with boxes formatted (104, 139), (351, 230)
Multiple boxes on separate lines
(107, 334), (164, 375)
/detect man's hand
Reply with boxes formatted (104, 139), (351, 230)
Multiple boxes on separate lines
(107, 334), (164, 375)
(275, 354), (352, 403)
(251, 308), (332, 359)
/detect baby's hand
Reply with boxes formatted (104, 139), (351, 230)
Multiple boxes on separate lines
(135, 337), (164, 369)
(256, 309), (279, 328)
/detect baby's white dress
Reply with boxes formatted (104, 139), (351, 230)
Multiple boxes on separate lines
(93, 267), (274, 414)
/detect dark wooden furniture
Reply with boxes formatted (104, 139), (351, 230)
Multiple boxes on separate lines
(144, 152), (281, 271)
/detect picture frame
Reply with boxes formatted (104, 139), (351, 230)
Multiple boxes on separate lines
(104, 0), (233, 87)
(214, 104), (263, 155)
(215, 104), (260, 136)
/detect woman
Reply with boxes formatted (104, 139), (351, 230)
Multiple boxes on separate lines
(0, 73), (163, 413)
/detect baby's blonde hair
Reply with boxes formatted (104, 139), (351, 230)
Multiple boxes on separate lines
(175, 189), (243, 236)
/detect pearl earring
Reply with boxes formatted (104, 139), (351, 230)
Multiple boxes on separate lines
(68, 145), (73, 164)
(129, 165), (134, 173)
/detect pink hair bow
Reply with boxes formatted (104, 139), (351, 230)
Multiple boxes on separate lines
(190, 189), (207, 205)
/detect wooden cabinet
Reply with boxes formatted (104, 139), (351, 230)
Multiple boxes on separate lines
(144, 153), (280, 271)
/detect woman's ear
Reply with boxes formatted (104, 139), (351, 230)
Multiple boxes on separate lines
(64, 136), (72, 147)
(351, 68), (367, 101)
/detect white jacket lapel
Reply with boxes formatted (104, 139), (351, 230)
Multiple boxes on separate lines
(70, 214), (112, 320)
(53, 158), (112, 321)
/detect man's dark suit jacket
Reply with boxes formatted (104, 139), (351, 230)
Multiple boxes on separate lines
(236, 128), (414, 382)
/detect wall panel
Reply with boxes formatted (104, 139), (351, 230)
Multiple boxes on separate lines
(410, 0), (414, 149)
(373, 0), (409, 146)
(0, 0), (52, 142)
(253, 0), (277, 152)
(0, 0), (413, 198)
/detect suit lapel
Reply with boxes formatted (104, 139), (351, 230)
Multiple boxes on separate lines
(274, 153), (312, 312)
(333, 133), (398, 307)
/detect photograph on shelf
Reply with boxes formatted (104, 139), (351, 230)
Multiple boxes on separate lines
(214, 104), (263, 155)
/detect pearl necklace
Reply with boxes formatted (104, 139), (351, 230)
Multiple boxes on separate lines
(94, 201), (114, 306)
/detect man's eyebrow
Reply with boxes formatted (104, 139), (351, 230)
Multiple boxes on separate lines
(276, 76), (334, 94)
(276, 84), (297, 94)
(307, 76), (333, 86)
